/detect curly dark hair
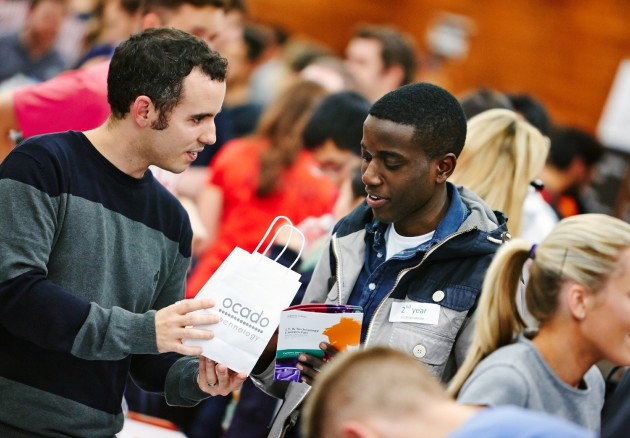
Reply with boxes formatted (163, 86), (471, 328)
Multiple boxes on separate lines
(107, 27), (227, 129)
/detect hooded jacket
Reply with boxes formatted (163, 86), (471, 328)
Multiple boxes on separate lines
(253, 184), (509, 437)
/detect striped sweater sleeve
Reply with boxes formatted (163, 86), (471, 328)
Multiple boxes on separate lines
(0, 148), (95, 353)
(0, 143), (180, 360)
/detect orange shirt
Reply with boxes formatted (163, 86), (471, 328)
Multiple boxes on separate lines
(186, 138), (337, 297)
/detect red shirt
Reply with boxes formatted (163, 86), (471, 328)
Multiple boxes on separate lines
(186, 138), (337, 297)
(540, 187), (580, 218)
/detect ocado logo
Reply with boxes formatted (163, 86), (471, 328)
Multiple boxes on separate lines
(222, 298), (270, 327)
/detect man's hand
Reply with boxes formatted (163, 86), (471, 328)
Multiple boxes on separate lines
(197, 356), (247, 396)
(155, 299), (219, 355)
(296, 342), (340, 385)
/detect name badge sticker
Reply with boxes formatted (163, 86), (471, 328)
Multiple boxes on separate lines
(389, 301), (441, 325)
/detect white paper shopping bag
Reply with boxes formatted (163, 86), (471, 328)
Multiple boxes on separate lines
(184, 216), (304, 374)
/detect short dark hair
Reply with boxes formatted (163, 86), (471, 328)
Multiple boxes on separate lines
(369, 82), (467, 158)
(547, 126), (603, 170)
(355, 25), (417, 86)
(108, 28), (227, 129)
(303, 91), (370, 155)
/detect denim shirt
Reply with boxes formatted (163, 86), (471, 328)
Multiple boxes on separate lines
(347, 183), (470, 342)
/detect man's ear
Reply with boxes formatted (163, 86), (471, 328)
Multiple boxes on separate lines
(131, 96), (154, 127)
(435, 153), (457, 183)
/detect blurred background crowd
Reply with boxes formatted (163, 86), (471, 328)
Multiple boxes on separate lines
(2, 0), (630, 436)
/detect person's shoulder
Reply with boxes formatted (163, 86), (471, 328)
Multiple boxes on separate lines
(477, 339), (536, 369)
(13, 62), (110, 137)
(333, 201), (372, 237)
(453, 406), (595, 438)
(14, 61), (109, 104)
(465, 343), (531, 379)
(83, 60), (110, 75)
(457, 342), (533, 404)
(0, 132), (86, 193)
(455, 183), (507, 232)
(504, 406), (595, 436)
(63, 61), (110, 93)
(12, 131), (83, 160)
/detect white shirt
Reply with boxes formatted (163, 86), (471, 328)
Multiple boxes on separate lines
(385, 224), (434, 261)
(521, 188), (559, 242)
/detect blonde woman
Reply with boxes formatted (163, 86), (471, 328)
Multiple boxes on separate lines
(451, 108), (553, 239)
(448, 214), (630, 431)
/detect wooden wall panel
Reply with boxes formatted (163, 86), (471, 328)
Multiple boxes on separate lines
(248, 0), (630, 134)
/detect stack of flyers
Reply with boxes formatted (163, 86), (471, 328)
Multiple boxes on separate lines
(274, 303), (363, 382)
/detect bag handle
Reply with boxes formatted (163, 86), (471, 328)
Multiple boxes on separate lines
(264, 224), (305, 270)
(254, 216), (293, 254)
(254, 216), (305, 270)
(263, 223), (294, 260)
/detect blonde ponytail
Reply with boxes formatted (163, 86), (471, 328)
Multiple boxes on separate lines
(451, 109), (549, 237)
(448, 239), (530, 397)
(448, 213), (630, 397)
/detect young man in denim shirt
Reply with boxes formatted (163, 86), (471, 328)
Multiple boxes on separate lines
(252, 82), (509, 438)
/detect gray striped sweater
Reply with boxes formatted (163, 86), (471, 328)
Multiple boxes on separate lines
(0, 131), (208, 437)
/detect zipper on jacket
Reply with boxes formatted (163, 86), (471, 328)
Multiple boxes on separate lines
(331, 234), (342, 305)
(363, 227), (479, 345)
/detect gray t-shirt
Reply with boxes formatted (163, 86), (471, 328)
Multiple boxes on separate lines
(457, 334), (605, 431)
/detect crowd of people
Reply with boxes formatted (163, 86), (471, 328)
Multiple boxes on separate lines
(1, 1), (628, 438)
